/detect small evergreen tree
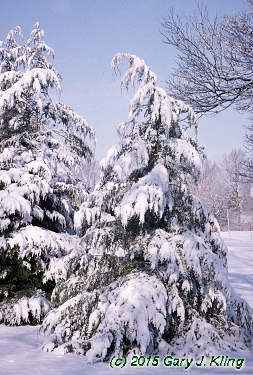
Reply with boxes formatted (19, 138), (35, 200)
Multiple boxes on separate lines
(41, 54), (252, 359)
(0, 24), (95, 325)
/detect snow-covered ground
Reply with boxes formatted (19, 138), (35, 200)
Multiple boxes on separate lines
(0, 231), (252, 375)
(222, 231), (253, 310)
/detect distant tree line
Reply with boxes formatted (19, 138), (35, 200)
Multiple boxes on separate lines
(189, 149), (253, 231)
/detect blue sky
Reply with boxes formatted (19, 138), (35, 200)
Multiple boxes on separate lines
(0, 0), (249, 161)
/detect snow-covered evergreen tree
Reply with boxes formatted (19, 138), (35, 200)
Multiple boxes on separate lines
(40, 54), (252, 359)
(0, 24), (95, 325)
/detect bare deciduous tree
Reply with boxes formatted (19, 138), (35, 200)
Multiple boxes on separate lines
(221, 149), (246, 228)
(81, 159), (100, 192)
(190, 158), (229, 221)
(162, 1), (253, 115)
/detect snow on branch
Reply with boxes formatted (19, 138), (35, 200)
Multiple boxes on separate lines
(111, 53), (157, 88)
(86, 273), (167, 361)
(117, 163), (173, 225)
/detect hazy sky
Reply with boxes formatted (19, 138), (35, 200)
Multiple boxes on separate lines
(0, 0), (249, 162)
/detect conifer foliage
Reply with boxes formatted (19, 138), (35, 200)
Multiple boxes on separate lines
(41, 54), (253, 359)
(0, 24), (95, 325)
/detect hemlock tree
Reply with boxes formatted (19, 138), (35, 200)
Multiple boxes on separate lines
(0, 24), (95, 324)
(40, 54), (252, 359)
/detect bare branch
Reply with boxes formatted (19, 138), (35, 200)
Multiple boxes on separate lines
(162, 3), (253, 114)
